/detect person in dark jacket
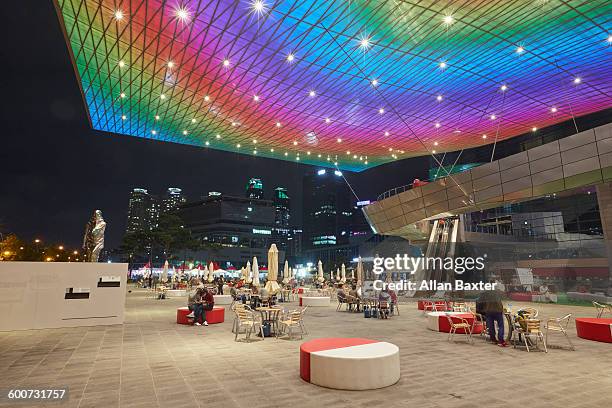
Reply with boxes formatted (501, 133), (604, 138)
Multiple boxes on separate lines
(478, 283), (507, 347)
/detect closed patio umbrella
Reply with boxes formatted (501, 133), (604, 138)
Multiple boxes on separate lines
(264, 244), (280, 294)
(341, 263), (346, 283)
(252, 257), (260, 287)
(317, 260), (324, 283)
(336, 268), (341, 282)
(282, 260), (289, 284)
(208, 262), (214, 282)
(162, 260), (169, 282)
(246, 261), (252, 283)
(356, 257), (364, 288)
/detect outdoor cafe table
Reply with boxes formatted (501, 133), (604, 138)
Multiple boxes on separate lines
(258, 307), (282, 337)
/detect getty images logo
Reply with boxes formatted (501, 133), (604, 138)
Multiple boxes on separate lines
(372, 254), (485, 275)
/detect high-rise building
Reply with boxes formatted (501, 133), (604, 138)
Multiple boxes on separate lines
(126, 188), (159, 233)
(246, 178), (264, 199)
(177, 194), (277, 265)
(302, 169), (352, 249)
(161, 187), (186, 213)
(273, 187), (290, 228)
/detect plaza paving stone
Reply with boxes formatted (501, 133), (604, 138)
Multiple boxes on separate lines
(0, 287), (611, 408)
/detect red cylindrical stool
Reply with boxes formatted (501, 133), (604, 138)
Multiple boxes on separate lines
(205, 306), (225, 324)
(575, 318), (612, 343)
(177, 307), (193, 325)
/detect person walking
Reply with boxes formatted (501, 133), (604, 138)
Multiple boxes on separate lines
(479, 282), (507, 347)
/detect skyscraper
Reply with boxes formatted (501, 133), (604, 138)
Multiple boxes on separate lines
(161, 187), (186, 213)
(126, 188), (159, 233)
(273, 187), (291, 228)
(302, 169), (352, 250)
(246, 178), (264, 199)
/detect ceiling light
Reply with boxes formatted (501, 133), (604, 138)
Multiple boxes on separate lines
(167, 61), (174, 68)
(490, 114), (497, 120)
(500, 84), (508, 92)
(175, 6), (190, 21)
(191, 118), (196, 123)
(317, 154), (321, 158)
(388, 148), (393, 152)
(436, 95), (443, 102)
(204, 95), (210, 102)
(151, 130), (157, 135)
(284, 152), (288, 156)
(231, 122), (237, 127)
(121, 115), (127, 120)
(216, 134), (221, 139)
(253, 95), (260, 102)
(346, 151), (351, 155)
(276, 122), (281, 127)
(358, 33), (372, 51)
(270, 148), (275, 152)
(334, 161), (338, 166)
(114, 10), (124, 20)
(482, 134), (487, 139)
(434, 141), (439, 146)
(532, 127), (538, 132)
(118, 60), (125, 68)
(364, 161), (368, 165)
(160, 94), (166, 100)
(325, 117), (331, 123)
(439, 61), (447, 69)
(378, 107), (385, 114)
(434, 122), (441, 128)
(550, 106), (557, 113)
(516, 46), (524, 54)
(253, 150), (257, 154)
(120, 92), (126, 98)
(353, 155), (357, 159)
(250, 0), (268, 17)
(337, 138), (342, 143)
(371, 79), (379, 87)
(182, 130), (188, 135)
(293, 141), (298, 146)
(155, 115), (160, 120)
(442, 14), (454, 26)
(223, 59), (230, 67)
(253, 139), (257, 144)
(607, 35), (612, 43)
(205, 141), (210, 146)
(432, 150), (436, 154)
(573, 77), (581, 84)
(384, 131), (389, 136)
(309, 90), (316, 97)
(296, 156), (300, 161)
(236, 144), (241, 148)
(286, 53), (295, 63)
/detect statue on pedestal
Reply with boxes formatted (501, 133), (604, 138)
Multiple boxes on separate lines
(83, 210), (106, 262)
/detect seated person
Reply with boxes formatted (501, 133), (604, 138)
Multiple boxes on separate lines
(378, 289), (391, 318)
(198, 287), (215, 326)
(187, 286), (204, 325)
(348, 285), (361, 311)
(388, 289), (398, 315)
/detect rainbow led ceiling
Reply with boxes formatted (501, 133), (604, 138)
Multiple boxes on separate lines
(55, 0), (611, 171)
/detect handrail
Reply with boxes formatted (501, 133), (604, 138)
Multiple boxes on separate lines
(376, 183), (416, 201)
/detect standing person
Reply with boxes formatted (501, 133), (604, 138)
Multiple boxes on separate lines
(200, 287), (215, 326)
(217, 277), (224, 295)
(479, 282), (507, 347)
(187, 286), (204, 326)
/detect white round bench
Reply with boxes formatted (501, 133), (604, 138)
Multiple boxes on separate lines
(213, 294), (232, 305)
(300, 338), (400, 390)
(299, 296), (330, 307)
(166, 289), (187, 298)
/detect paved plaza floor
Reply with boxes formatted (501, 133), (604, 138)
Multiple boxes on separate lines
(1, 288), (610, 408)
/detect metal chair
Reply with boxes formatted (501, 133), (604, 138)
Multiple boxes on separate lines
(279, 306), (308, 340)
(234, 306), (264, 342)
(593, 301), (612, 318)
(444, 313), (473, 344)
(512, 317), (547, 352)
(545, 314), (574, 350)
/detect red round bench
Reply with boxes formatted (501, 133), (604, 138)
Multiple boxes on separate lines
(176, 306), (225, 325)
(426, 312), (484, 334)
(509, 292), (533, 302)
(300, 338), (400, 390)
(575, 318), (612, 343)
(418, 300), (449, 311)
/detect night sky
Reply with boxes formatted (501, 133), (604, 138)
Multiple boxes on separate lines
(0, 0), (428, 249)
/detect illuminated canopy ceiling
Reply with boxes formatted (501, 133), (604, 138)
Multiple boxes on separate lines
(55, 0), (611, 171)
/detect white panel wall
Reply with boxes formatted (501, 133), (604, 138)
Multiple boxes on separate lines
(0, 262), (127, 331)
